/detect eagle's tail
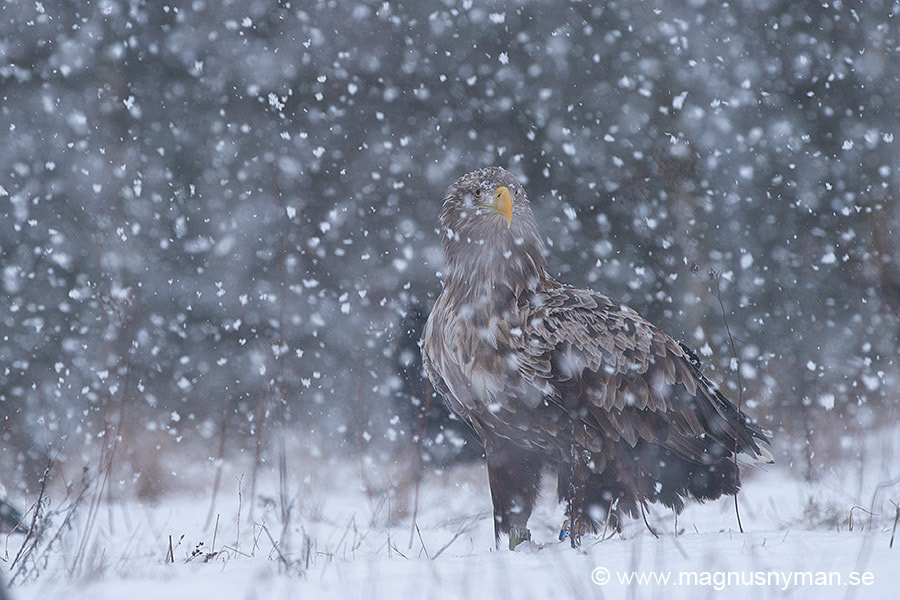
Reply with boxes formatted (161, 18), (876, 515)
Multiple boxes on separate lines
(559, 437), (765, 532)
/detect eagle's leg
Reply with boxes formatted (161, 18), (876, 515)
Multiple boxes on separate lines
(562, 451), (591, 548)
(485, 441), (543, 550)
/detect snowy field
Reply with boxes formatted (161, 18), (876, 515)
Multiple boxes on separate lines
(6, 428), (898, 600)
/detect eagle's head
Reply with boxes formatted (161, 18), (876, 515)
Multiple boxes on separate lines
(438, 167), (547, 293)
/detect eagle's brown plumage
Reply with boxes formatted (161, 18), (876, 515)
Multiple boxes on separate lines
(421, 166), (770, 548)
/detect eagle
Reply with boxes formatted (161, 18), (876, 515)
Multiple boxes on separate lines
(420, 166), (770, 549)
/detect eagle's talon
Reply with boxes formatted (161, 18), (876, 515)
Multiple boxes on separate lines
(508, 527), (531, 550)
(558, 519), (581, 546)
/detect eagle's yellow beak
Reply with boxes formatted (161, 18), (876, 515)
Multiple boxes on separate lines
(491, 186), (513, 228)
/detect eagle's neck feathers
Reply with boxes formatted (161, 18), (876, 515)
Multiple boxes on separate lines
(441, 228), (549, 305)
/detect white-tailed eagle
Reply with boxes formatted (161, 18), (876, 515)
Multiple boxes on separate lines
(421, 167), (770, 549)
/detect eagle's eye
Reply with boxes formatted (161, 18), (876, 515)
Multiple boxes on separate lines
(473, 188), (483, 199)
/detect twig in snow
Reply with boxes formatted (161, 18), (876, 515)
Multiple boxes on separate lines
(407, 387), (433, 550)
(415, 524), (429, 559)
(890, 502), (899, 549)
(234, 475), (243, 552)
(205, 394), (231, 528)
(10, 457), (54, 575)
(211, 514), (220, 554)
(431, 514), (481, 560)
(711, 268), (744, 534)
(848, 505), (874, 532)
(261, 524), (289, 570)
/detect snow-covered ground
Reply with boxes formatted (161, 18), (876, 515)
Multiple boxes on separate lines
(7, 431), (899, 600)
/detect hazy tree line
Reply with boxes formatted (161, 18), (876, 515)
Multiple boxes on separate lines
(1, 0), (898, 494)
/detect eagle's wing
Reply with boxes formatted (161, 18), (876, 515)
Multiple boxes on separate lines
(420, 336), (450, 400)
(516, 285), (768, 459)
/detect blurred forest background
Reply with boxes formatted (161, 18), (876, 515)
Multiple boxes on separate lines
(1, 0), (898, 501)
